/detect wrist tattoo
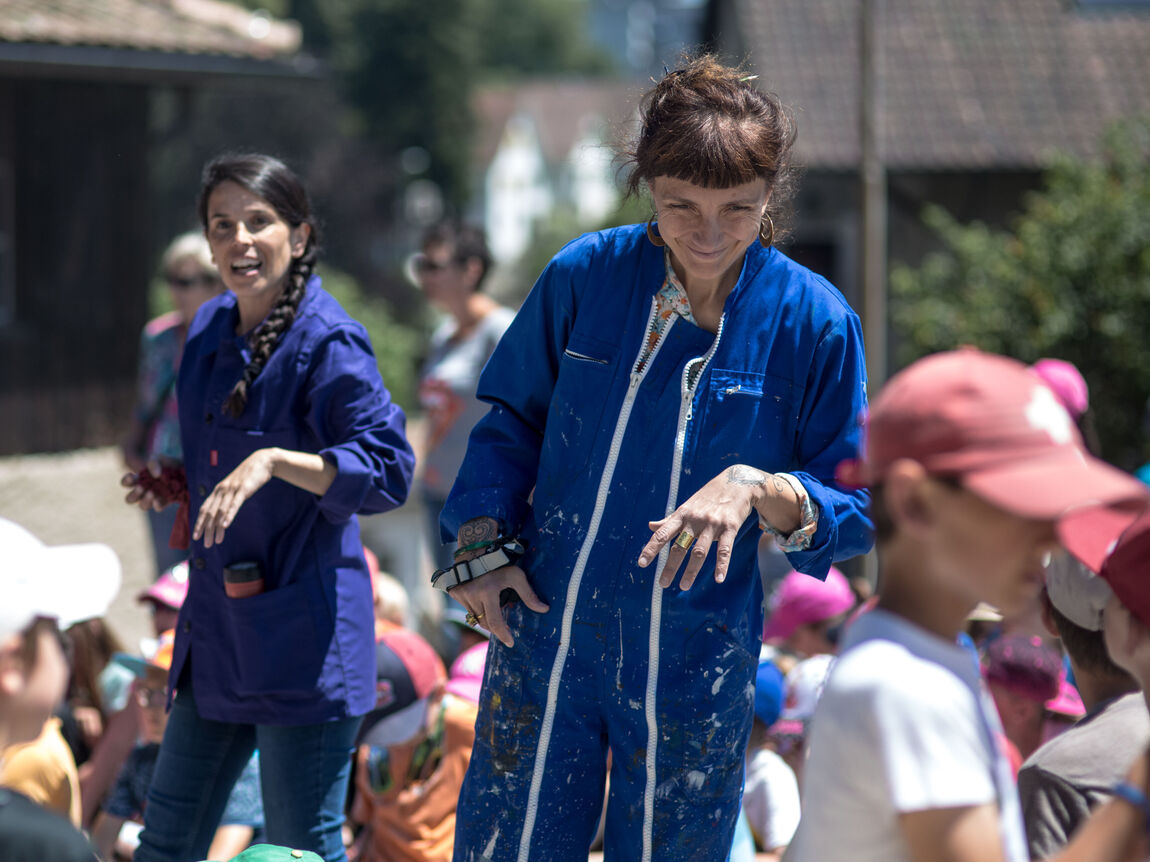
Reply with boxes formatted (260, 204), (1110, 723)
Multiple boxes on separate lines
(727, 465), (767, 487)
(771, 475), (790, 495)
(458, 517), (499, 548)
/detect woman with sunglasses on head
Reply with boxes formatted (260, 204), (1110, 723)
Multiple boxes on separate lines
(412, 221), (515, 577)
(122, 233), (224, 576)
(439, 55), (872, 861)
(123, 153), (415, 862)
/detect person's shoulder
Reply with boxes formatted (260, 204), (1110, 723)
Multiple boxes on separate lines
(0, 789), (95, 861)
(749, 246), (858, 323)
(187, 291), (235, 341)
(484, 304), (517, 332)
(143, 310), (183, 340)
(547, 224), (649, 273)
(828, 636), (974, 721)
(746, 746), (794, 783)
(1023, 691), (1150, 779)
(297, 280), (371, 343)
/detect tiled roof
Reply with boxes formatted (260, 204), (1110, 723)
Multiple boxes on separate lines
(0, 0), (300, 59)
(474, 80), (641, 168)
(729, 0), (1150, 169)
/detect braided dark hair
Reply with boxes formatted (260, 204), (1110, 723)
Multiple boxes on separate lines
(198, 153), (319, 417)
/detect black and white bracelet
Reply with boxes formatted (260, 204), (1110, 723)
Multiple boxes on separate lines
(431, 539), (526, 592)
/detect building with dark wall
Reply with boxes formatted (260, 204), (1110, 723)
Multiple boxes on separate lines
(0, 0), (311, 454)
(704, 0), (1150, 371)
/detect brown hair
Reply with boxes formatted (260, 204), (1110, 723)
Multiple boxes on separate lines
(624, 54), (798, 243)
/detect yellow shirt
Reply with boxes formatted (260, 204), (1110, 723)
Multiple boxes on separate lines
(0, 717), (82, 826)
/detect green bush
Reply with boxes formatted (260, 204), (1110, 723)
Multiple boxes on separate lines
(891, 118), (1150, 466)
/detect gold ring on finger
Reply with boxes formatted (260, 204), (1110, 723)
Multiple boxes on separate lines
(674, 529), (695, 550)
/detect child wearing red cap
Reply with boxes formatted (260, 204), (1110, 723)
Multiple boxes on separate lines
(788, 349), (1150, 862)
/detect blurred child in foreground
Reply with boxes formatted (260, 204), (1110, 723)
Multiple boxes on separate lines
(788, 349), (1150, 862)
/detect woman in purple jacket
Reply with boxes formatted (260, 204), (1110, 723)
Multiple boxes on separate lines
(125, 153), (414, 862)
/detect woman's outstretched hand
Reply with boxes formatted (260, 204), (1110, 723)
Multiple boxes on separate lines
(637, 465), (799, 590)
(193, 449), (277, 548)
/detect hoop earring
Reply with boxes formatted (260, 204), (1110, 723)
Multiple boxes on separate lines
(646, 217), (666, 248)
(759, 213), (775, 248)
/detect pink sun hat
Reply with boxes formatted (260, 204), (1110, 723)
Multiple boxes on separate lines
(1045, 673), (1085, 719)
(763, 567), (855, 643)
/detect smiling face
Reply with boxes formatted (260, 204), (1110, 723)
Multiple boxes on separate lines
(0, 621), (70, 748)
(204, 181), (310, 326)
(649, 175), (769, 294)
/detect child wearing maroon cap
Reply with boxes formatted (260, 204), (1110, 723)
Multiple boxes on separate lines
(1072, 509), (1150, 713)
(788, 349), (1150, 862)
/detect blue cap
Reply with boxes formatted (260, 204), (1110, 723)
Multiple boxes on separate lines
(754, 659), (786, 726)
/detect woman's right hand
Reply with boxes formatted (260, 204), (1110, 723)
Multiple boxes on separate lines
(451, 564), (548, 649)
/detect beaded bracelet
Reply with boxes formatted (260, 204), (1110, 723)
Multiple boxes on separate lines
(1112, 781), (1150, 833)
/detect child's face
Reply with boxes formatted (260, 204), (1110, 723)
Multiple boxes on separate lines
(1, 622), (70, 747)
(136, 669), (169, 744)
(929, 482), (1058, 615)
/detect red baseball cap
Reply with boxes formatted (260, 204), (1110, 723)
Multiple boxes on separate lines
(836, 349), (1147, 529)
(1065, 509), (1150, 629)
(357, 625), (446, 747)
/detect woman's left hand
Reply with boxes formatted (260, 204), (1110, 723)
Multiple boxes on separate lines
(194, 449), (277, 548)
(637, 465), (796, 590)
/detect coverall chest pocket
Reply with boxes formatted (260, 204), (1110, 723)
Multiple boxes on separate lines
(539, 333), (618, 492)
(694, 370), (794, 467)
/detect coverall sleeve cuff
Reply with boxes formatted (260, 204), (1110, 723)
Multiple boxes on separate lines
(440, 488), (529, 543)
(316, 445), (373, 523)
(775, 470), (837, 580)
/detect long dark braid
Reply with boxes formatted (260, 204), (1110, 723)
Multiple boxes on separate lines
(197, 153), (319, 417)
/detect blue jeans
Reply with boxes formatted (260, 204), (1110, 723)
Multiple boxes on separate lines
(135, 676), (361, 862)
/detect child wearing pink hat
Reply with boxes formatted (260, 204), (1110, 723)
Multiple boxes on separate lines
(762, 567), (856, 658)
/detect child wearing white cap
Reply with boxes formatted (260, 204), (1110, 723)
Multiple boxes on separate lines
(0, 517), (120, 861)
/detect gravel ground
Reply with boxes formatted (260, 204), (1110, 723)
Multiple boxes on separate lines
(0, 447), (155, 650)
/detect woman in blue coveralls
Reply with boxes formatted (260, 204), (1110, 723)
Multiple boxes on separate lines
(433, 57), (873, 862)
(124, 153), (415, 862)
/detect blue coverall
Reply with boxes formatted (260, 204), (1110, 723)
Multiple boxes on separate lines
(442, 225), (872, 861)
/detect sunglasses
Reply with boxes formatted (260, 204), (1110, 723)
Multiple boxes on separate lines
(410, 254), (460, 275)
(166, 274), (217, 290)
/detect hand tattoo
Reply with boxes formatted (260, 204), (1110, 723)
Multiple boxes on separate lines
(727, 465), (767, 487)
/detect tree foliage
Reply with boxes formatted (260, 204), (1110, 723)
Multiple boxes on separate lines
(890, 118), (1150, 465)
(284, 0), (613, 208)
